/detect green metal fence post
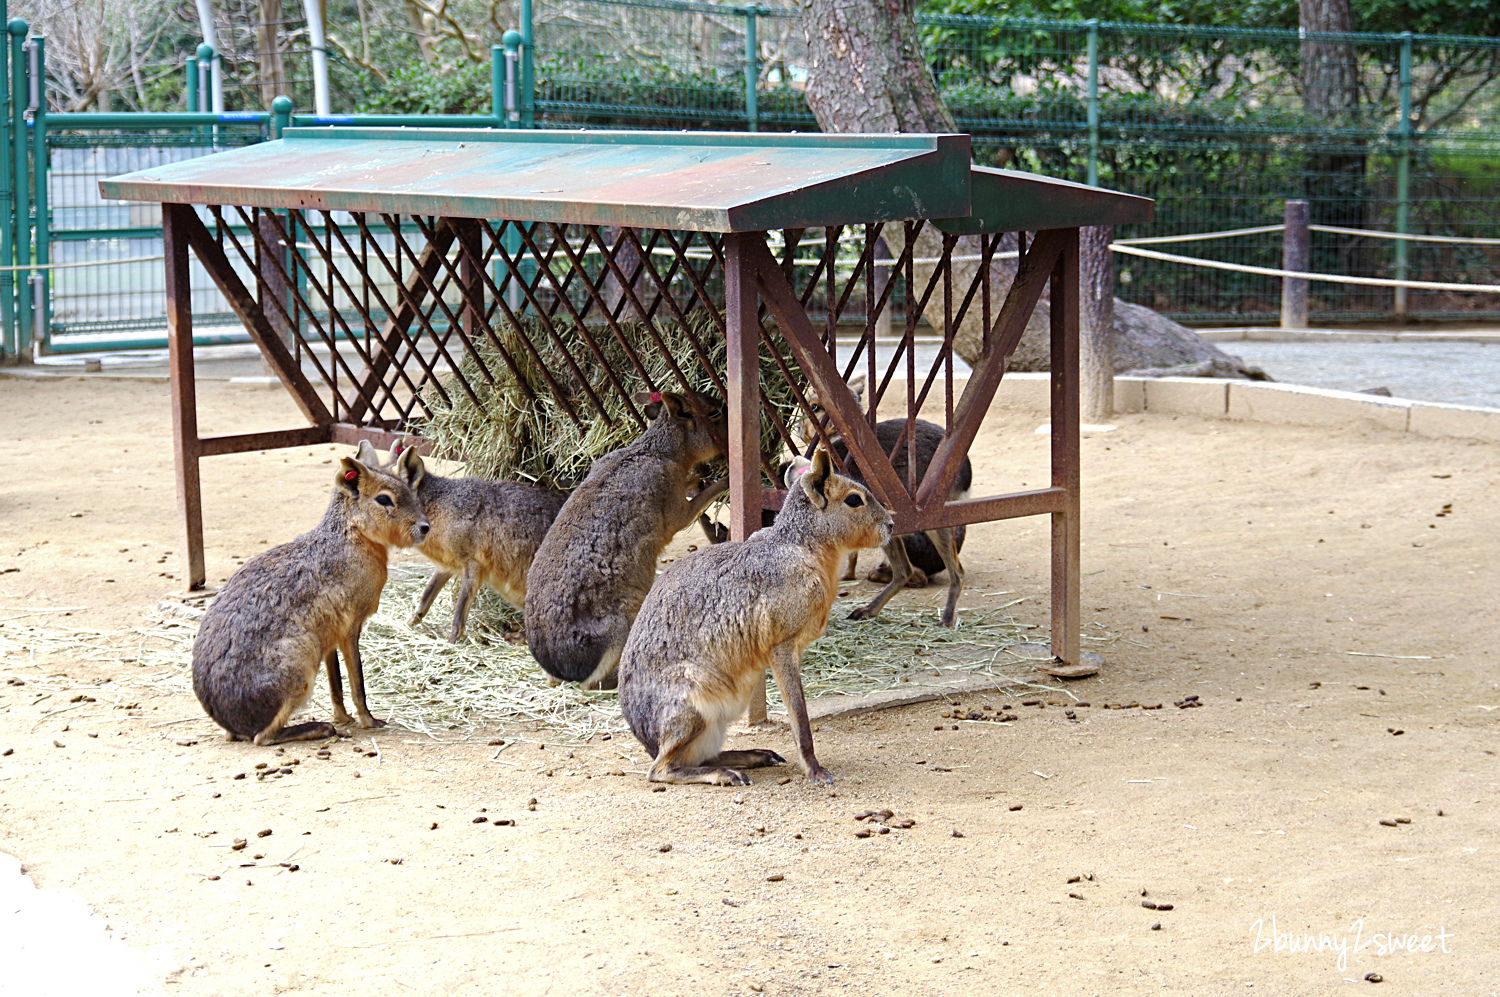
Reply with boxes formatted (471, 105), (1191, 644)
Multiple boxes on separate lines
(1393, 31), (1413, 319)
(1085, 19), (1099, 188)
(185, 56), (199, 111)
(743, 4), (759, 133)
(25, 32), (43, 355)
(520, 0), (535, 127)
(197, 43), (214, 146)
(11, 19), (30, 353)
(0, 4), (13, 360)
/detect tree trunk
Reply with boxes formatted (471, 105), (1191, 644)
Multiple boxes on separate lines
(1080, 225), (1114, 421)
(800, 0), (954, 133)
(1300, 0), (1366, 280)
(257, 0), (288, 110)
(796, 0), (1265, 381)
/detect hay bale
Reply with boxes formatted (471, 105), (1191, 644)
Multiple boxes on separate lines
(414, 313), (803, 490)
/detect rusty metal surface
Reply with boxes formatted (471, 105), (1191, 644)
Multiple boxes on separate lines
(100, 128), (976, 233)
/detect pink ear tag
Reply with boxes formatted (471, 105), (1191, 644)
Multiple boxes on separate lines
(793, 465), (811, 478)
(649, 391), (663, 403)
(393, 444), (404, 455)
(344, 469), (358, 481)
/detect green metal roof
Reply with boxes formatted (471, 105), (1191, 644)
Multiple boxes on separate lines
(99, 127), (1151, 233)
(942, 166), (1154, 233)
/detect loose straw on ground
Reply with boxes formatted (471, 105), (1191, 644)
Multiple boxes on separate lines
(1, 563), (1094, 743)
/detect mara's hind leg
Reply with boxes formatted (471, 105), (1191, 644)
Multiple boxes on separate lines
(648, 710), (750, 786)
(580, 639), (624, 691)
(325, 650), (352, 725)
(712, 748), (786, 769)
(926, 527), (966, 628)
(448, 565), (480, 643)
(850, 535), (915, 622)
(408, 570), (453, 628)
(865, 557), (929, 588)
(256, 720), (340, 745)
(252, 689), (337, 746)
(841, 551), (859, 581)
(252, 663), (334, 745)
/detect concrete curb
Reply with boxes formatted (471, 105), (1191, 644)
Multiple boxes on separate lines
(9, 343), (1500, 444)
(994, 372), (1500, 443)
(1201, 326), (1500, 344)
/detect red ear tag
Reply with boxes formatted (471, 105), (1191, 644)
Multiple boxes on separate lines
(793, 465), (810, 478)
(393, 444), (404, 455)
(649, 391), (662, 403)
(344, 469), (358, 481)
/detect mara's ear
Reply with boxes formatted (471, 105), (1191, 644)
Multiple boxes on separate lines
(659, 392), (689, 419)
(799, 449), (833, 509)
(396, 444), (425, 489)
(337, 457), (366, 497)
(696, 391), (726, 421)
(634, 389), (665, 421)
(846, 373), (867, 405)
(354, 439), (382, 466)
(783, 456), (812, 490)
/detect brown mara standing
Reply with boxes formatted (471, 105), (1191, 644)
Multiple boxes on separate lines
(354, 440), (566, 642)
(191, 452), (430, 745)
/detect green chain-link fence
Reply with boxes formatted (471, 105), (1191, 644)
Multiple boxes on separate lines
(6, 6), (1500, 362)
(531, 2), (1500, 323)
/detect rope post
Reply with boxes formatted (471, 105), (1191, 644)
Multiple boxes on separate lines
(1394, 31), (1413, 320)
(1080, 225), (1113, 422)
(1281, 200), (1309, 329)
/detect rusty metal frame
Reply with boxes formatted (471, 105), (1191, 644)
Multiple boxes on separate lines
(164, 201), (1085, 682)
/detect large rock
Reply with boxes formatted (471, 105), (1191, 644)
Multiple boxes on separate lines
(936, 238), (1270, 381)
(957, 296), (1269, 379)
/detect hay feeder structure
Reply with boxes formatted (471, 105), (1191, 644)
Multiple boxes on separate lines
(102, 128), (1151, 707)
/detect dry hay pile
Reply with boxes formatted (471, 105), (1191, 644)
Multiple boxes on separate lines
(0, 571), (1083, 744)
(414, 312), (804, 490)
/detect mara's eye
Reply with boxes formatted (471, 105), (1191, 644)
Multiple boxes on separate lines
(843, 493), (864, 508)
(375, 493), (395, 508)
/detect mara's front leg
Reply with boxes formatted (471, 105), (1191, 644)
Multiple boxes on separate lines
(340, 623), (386, 730)
(767, 642), (831, 785)
(849, 534), (915, 622)
(324, 649), (352, 725)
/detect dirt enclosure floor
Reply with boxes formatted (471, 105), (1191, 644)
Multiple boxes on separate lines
(1, 371), (1497, 996)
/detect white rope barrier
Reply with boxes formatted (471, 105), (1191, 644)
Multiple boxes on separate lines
(0, 253), (165, 274)
(1308, 224), (1500, 247)
(1112, 224), (1285, 246)
(1109, 242), (1500, 294)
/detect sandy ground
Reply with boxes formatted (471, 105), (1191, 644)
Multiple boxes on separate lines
(1, 371), (1497, 996)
